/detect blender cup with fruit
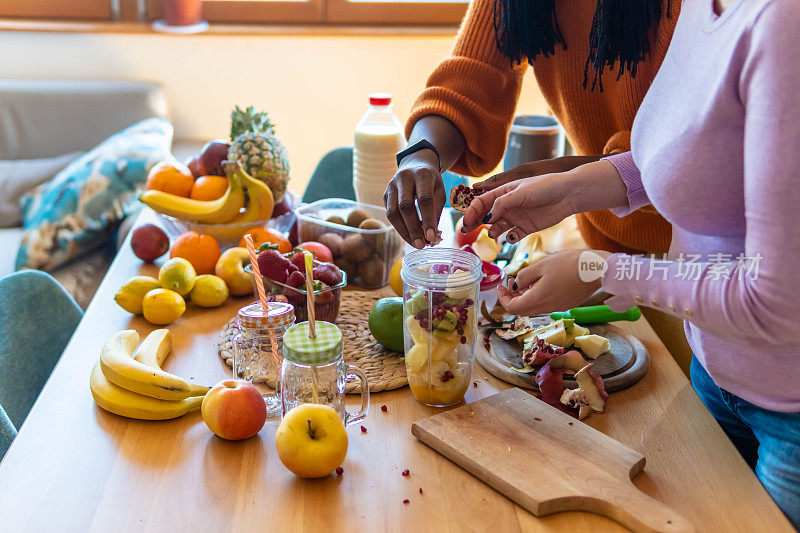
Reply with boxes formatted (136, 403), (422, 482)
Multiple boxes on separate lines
(401, 248), (482, 406)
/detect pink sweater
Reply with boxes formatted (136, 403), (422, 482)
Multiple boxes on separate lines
(604, 0), (800, 411)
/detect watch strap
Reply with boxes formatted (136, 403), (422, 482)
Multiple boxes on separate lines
(396, 139), (442, 172)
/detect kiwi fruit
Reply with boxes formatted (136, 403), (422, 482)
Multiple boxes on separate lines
(317, 232), (344, 258)
(298, 223), (320, 243)
(334, 256), (359, 280)
(358, 218), (386, 248)
(359, 256), (387, 288)
(326, 215), (346, 226)
(342, 234), (371, 263)
(346, 209), (370, 228)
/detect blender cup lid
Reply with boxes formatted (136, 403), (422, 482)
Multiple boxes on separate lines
(283, 321), (342, 364)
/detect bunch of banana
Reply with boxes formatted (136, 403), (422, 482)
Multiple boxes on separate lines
(139, 161), (274, 224)
(90, 329), (210, 420)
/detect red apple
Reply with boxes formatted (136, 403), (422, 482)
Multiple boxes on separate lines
(185, 156), (208, 179)
(201, 380), (267, 440)
(199, 140), (230, 177)
(130, 224), (169, 262)
(271, 194), (293, 218)
(455, 218), (489, 248)
(297, 241), (333, 263)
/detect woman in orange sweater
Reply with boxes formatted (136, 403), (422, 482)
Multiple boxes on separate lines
(386, 0), (678, 254)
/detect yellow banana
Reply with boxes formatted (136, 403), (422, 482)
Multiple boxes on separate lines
(140, 171), (245, 224)
(99, 330), (210, 401)
(223, 161), (274, 223)
(90, 362), (202, 420)
(132, 328), (172, 368)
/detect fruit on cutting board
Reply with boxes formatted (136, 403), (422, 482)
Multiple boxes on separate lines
(142, 288), (186, 325)
(573, 334), (611, 359)
(240, 227), (291, 254)
(114, 276), (161, 315)
(215, 247), (255, 296)
(201, 380), (267, 440)
(130, 224), (169, 263)
(170, 231), (221, 276)
(275, 404), (348, 478)
(159, 257), (196, 296)
(140, 169), (245, 224)
(454, 218), (489, 248)
(368, 297), (404, 352)
(199, 140), (230, 177)
(190, 175), (229, 201)
(145, 161), (195, 198)
(228, 106), (290, 202)
(189, 275), (229, 308)
(99, 330), (209, 401)
(223, 161), (275, 224)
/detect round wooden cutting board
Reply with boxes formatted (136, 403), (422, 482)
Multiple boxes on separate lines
(476, 323), (649, 392)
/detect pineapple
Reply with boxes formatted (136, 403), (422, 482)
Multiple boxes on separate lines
(228, 106), (290, 202)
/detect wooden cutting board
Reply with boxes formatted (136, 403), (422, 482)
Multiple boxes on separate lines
(411, 388), (693, 533)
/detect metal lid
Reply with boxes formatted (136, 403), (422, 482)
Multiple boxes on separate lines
(282, 321), (342, 364)
(237, 301), (295, 330)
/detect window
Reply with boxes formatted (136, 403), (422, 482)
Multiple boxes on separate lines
(0, 0), (112, 20)
(1, 0), (468, 26)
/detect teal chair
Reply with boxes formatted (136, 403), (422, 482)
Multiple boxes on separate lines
(0, 270), (83, 458)
(303, 146), (468, 205)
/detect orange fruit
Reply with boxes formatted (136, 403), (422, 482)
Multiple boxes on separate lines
(190, 175), (229, 201)
(240, 227), (292, 254)
(170, 231), (221, 275)
(145, 161), (195, 198)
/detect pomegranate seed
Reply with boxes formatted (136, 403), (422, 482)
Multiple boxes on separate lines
(568, 422), (574, 426)
(335, 467), (344, 476)
(403, 499), (410, 505)
(360, 425), (367, 433)
(381, 405), (388, 412)
(402, 469), (410, 476)
(473, 381), (478, 388)
(419, 488), (423, 494)
(534, 417), (542, 421)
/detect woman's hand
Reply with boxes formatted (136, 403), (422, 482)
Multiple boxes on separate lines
(498, 249), (610, 316)
(384, 149), (446, 249)
(462, 159), (630, 242)
(472, 155), (603, 193)
(462, 173), (580, 242)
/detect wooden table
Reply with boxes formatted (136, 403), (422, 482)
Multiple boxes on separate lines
(0, 215), (792, 532)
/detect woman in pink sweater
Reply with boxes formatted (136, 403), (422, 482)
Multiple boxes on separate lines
(462, 0), (800, 526)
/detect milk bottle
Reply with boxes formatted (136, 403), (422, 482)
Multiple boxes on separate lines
(353, 93), (406, 206)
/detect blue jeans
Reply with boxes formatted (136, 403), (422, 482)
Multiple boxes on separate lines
(691, 357), (800, 530)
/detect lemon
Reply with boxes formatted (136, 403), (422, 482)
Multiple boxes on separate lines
(389, 256), (403, 297)
(189, 274), (229, 308)
(142, 288), (186, 325)
(159, 257), (196, 296)
(114, 276), (161, 315)
(368, 297), (404, 352)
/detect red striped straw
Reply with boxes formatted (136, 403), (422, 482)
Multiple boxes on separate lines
(243, 234), (268, 309)
(243, 234), (280, 366)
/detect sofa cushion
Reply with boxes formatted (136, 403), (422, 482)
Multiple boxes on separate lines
(0, 152), (83, 227)
(0, 80), (167, 160)
(15, 118), (173, 271)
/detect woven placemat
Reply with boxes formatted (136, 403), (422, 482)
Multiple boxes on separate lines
(217, 287), (408, 393)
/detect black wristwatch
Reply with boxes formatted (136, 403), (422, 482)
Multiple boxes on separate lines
(396, 139), (442, 172)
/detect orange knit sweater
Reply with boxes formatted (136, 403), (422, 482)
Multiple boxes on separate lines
(406, 0), (679, 254)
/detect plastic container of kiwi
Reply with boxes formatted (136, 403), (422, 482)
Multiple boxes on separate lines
(294, 199), (403, 289)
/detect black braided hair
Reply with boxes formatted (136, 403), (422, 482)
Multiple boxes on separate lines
(493, 0), (670, 91)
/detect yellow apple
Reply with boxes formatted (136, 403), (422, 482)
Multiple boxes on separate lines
(215, 247), (254, 296)
(275, 404), (348, 478)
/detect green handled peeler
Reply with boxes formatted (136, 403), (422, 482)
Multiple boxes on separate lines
(549, 305), (641, 325)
